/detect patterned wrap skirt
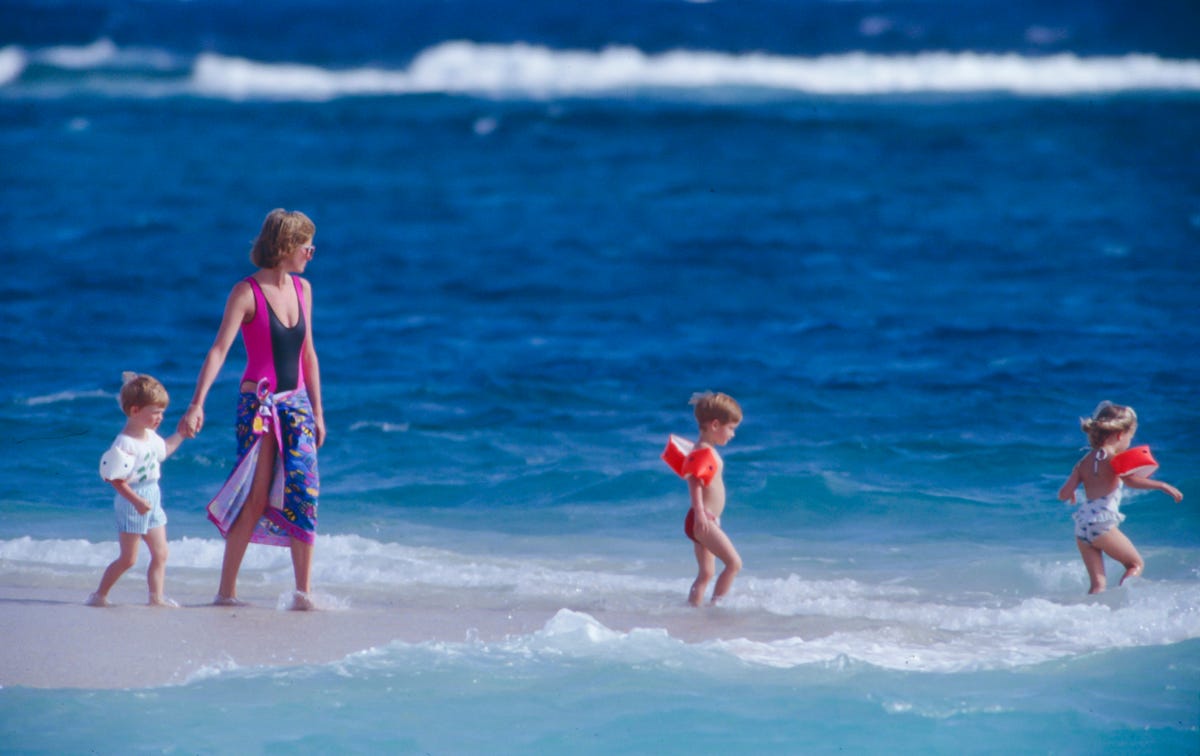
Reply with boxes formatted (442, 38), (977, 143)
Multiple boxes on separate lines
(205, 388), (319, 546)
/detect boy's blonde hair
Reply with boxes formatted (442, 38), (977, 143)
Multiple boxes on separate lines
(250, 208), (316, 269)
(119, 372), (169, 415)
(691, 391), (742, 426)
(1080, 401), (1137, 449)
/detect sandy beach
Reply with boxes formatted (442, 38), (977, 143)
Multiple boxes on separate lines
(0, 582), (556, 690)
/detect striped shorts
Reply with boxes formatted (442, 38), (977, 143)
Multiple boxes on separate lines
(113, 481), (167, 534)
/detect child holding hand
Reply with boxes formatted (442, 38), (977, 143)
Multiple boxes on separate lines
(88, 373), (185, 607)
(1059, 401), (1183, 594)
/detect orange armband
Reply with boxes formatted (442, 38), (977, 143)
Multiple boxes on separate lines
(1111, 445), (1158, 477)
(683, 447), (718, 486)
(661, 435), (718, 487)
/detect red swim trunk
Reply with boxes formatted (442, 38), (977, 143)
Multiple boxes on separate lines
(684, 509), (697, 542)
(684, 510), (719, 542)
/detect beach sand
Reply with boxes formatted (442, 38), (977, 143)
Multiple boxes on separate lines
(0, 575), (834, 690)
(0, 582), (554, 690)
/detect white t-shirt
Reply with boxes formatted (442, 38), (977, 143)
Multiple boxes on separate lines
(99, 431), (167, 484)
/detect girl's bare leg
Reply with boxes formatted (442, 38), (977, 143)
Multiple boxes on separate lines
(694, 525), (742, 603)
(216, 435), (277, 602)
(1076, 538), (1107, 593)
(1092, 527), (1144, 587)
(89, 532), (141, 605)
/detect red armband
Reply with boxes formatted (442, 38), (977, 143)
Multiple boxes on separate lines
(1111, 445), (1158, 477)
(682, 447), (718, 487)
(662, 435), (692, 477)
(661, 435), (718, 486)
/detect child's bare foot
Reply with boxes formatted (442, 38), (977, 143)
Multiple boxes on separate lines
(289, 591), (315, 611)
(85, 592), (109, 607)
(1119, 565), (1143, 586)
(213, 594), (249, 607)
(149, 595), (180, 608)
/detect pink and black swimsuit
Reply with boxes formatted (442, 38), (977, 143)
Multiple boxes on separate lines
(241, 274), (307, 393)
(204, 273), (319, 547)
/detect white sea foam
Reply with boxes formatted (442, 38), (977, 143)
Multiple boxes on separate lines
(40, 38), (119, 69)
(193, 44), (1200, 100)
(346, 591), (1200, 676)
(22, 388), (111, 406)
(4, 40), (1200, 100)
(349, 420), (411, 433)
(36, 38), (179, 71)
(0, 46), (26, 87)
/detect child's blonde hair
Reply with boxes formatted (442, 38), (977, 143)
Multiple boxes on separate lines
(250, 208), (316, 269)
(1080, 401), (1137, 449)
(690, 391), (742, 426)
(119, 372), (169, 415)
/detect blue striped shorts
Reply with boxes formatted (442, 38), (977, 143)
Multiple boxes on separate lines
(113, 481), (167, 534)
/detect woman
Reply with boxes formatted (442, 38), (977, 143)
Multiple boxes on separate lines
(179, 209), (325, 609)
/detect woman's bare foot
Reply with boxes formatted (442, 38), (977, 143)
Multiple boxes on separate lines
(149, 595), (180, 608)
(85, 592), (110, 607)
(289, 591), (315, 611)
(213, 594), (250, 607)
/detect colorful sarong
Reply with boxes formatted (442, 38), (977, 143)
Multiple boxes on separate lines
(206, 385), (319, 546)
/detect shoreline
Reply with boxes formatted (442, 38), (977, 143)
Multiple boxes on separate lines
(0, 584), (557, 690)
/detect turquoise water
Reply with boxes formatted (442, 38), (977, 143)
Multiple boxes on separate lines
(2, 0), (1199, 751)
(3, 627), (1199, 753)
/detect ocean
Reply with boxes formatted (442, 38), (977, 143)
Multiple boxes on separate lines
(2, 0), (1199, 752)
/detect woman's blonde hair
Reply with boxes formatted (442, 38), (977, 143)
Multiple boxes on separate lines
(118, 372), (169, 415)
(1080, 401), (1137, 449)
(250, 208), (316, 269)
(690, 391), (742, 425)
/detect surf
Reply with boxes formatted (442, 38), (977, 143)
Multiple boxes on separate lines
(4, 40), (1200, 101)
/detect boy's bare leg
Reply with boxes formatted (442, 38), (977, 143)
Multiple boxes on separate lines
(216, 436), (277, 602)
(89, 532), (142, 606)
(689, 543), (715, 606)
(694, 525), (743, 604)
(1092, 528), (1144, 587)
(1076, 539), (1107, 593)
(144, 526), (176, 606)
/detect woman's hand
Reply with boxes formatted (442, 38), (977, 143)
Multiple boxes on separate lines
(179, 404), (205, 438)
(313, 415), (326, 448)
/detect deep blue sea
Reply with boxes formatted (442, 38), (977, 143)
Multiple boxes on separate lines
(2, 0), (1199, 752)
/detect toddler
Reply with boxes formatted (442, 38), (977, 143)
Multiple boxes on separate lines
(665, 392), (744, 606)
(1058, 401), (1182, 593)
(88, 372), (185, 607)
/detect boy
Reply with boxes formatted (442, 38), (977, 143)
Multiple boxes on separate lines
(668, 392), (743, 606)
(88, 373), (185, 607)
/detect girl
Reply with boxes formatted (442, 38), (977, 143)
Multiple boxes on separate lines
(1058, 401), (1183, 593)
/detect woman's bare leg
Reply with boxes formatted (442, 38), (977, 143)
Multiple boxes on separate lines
(289, 538), (315, 610)
(216, 435), (277, 602)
